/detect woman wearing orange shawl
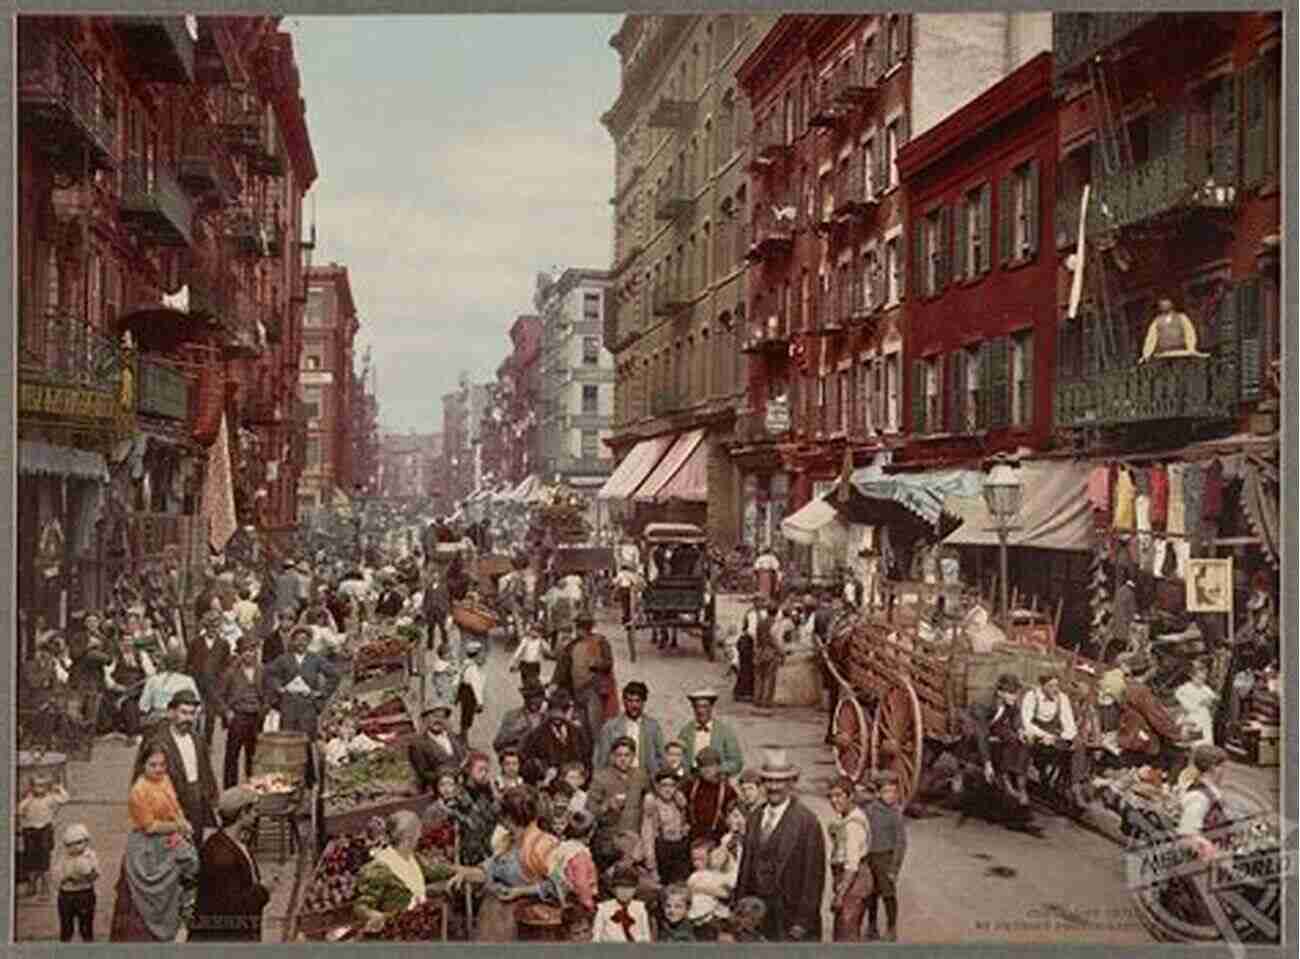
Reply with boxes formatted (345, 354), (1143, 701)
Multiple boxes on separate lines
(110, 744), (200, 941)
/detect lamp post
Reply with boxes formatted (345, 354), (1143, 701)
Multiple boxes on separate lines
(982, 460), (1024, 626)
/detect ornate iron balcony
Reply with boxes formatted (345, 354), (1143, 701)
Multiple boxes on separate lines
(18, 309), (125, 423)
(1089, 146), (1237, 237)
(1054, 353), (1236, 430)
(18, 30), (117, 175)
(119, 162), (193, 247)
(116, 17), (196, 85)
(1052, 13), (1161, 89)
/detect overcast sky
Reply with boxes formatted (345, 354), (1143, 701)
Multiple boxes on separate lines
(285, 15), (622, 434)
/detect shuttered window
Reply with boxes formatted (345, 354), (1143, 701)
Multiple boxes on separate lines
(998, 175), (1012, 265)
(910, 360), (926, 435)
(985, 336), (1011, 429)
(1243, 57), (1280, 187)
(1012, 331), (1034, 428)
(1237, 278), (1262, 401)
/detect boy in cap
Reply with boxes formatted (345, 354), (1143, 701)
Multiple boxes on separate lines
(642, 767), (692, 885)
(410, 704), (468, 792)
(682, 747), (738, 842)
(52, 822), (99, 940)
(862, 770), (907, 941)
(593, 865), (652, 942)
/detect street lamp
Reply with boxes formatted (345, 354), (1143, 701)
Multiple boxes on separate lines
(982, 459), (1024, 626)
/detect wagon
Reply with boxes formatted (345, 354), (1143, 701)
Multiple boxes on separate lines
(626, 522), (716, 663)
(822, 581), (1100, 805)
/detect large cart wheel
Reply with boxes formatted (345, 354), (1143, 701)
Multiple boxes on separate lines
(870, 678), (924, 803)
(832, 692), (870, 783)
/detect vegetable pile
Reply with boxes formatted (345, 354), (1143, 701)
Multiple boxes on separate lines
(374, 900), (446, 941)
(323, 750), (419, 815)
(355, 636), (411, 668)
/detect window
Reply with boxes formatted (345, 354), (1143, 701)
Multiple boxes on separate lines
(305, 437), (321, 467)
(885, 353), (900, 432)
(1010, 331), (1034, 427)
(302, 387), (322, 421)
(304, 354), (321, 370)
(862, 248), (881, 310)
(869, 356), (885, 431)
(885, 237), (901, 305)
(582, 336), (600, 366)
(305, 290), (325, 326)
(1001, 159), (1040, 262)
(583, 292), (600, 319)
(922, 208), (946, 297)
(885, 120), (900, 190)
(582, 384), (599, 414)
(1243, 54), (1281, 187)
(581, 430), (599, 459)
(926, 358), (941, 432)
(887, 15), (908, 67)
(838, 371), (850, 433)
(959, 184), (992, 278)
(862, 134), (876, 197)
(783, 89), (794, 145)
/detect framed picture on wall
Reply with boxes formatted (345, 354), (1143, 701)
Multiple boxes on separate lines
(1186, 557), (1233, 614)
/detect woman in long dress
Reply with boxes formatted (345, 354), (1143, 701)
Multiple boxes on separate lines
(109, 744), (200, 941)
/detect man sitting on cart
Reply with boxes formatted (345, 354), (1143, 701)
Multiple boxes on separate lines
(965, 673), (1032, 806)
(1020, 672), (1082, 809)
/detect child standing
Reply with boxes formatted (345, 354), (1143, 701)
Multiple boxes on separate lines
(684, 836), (736, 941)
(592, 866), (652, 942)
(561, 761), (589, 811)
(863, 771), (907, 941)
(423, 766), (462, 824)
(735, 769), (765, 817)
(18, 776), (69, 899)
(52, 823), (99, 941)
(641, 769), (692, 885)
(457, 640), (486, 741)
(660, 742), (688, 785)
(826, 776), (872, 942)
(508, 629), (546, 687)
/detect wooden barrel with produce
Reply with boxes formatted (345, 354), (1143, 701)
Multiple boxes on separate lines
(253, 732), (310, 782)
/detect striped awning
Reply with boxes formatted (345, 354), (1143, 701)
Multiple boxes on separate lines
(634, 429), (706, 503)
(598, 434), (674, 501)
(653, 433), (709, 503)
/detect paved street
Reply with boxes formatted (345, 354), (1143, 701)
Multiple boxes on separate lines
(18, 594), (1177, 944)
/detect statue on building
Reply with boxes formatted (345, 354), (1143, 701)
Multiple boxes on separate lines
(1139, 298), (1204, 363)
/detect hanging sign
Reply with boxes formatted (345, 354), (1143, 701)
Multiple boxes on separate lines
(765, 397), (791, 435)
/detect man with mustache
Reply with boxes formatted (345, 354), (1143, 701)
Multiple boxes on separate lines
(133, 689), (218, 837)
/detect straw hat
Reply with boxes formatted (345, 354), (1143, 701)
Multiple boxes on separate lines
(756, 748), (799, 781)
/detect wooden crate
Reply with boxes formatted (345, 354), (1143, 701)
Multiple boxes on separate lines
(322, 792), (434, 838)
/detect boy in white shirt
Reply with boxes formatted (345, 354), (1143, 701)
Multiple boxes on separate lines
(508, 628), (546, 687)
(593, 866), (652, 942)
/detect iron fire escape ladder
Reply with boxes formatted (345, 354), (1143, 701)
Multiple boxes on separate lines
(1088, 54), (1133, 178)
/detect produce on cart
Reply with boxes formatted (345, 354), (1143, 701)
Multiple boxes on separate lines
(322, 749), (423, 817)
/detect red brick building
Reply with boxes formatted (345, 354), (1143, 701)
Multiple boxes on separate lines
(499, 314), (543, 486)
(897, 51), (1057, 465)
(300, 263), (361, 515)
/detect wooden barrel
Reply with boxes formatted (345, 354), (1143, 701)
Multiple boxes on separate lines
(253, 731), (309, 782)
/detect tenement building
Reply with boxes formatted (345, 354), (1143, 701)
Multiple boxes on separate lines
(300, 263), (360, 517)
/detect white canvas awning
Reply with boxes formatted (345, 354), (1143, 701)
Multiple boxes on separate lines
(598, 435), (674, 501)
(634, 429), (706, 503)
(781, 495), (849, 548)
(943, 461), (1095, 552)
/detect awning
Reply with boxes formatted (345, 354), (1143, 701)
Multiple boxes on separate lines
(654, 435), (709, 503)
(510, 474), (540, 502)
(634, 429), (706, 502)
(18, 441), (109, 482)
(942, 461), (1095, 552)
(597, 434), (674, 501)
(850, 464), (986, 530)
(781, 496), (849, 548)
(118, 294), (222, 354)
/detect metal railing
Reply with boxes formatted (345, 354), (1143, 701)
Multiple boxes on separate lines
(18, 309), (125, 389)
(650, 389), (683, 416)
(1054, 353), (1235, 428)
(1089, 145), (1237, 236)
(179, 126), (240, 200)
(136, 357), (190, 420)
(749, 204), (795, 255)
(1053, 13), (1161, 85)
(750, 113), (789, 163)
(18, 30), (117, 164)
(119, 161), (193, 246)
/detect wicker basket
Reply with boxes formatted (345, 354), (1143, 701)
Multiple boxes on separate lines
(452, 602), (497, 636)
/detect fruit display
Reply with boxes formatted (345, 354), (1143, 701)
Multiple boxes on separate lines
(297, 832), (378, 915)
(320, 692), (414, 741)
(355, 636), (411, 669)
(374, 899), (447, 941)
(246, 772), (299, 795)
(417, 817), (457, 858)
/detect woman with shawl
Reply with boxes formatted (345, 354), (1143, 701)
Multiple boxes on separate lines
(354, 810), (483, 936)
(475, 786), (596, 942)
(109, 743), (200, 941)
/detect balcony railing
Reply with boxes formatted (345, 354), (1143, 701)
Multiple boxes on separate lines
(832, 51), (882, 105)
(18, 310), (125, 422)
(178, 127), (240, 204)
(650, 389), (684, 416)
(228, 207), (269, 257)
(116, 17), (196, 85)
(219, 88), (261, 154)
(136, 357), (191, 420)
(1053, 13), (1162, 88)
(118, 162), (193, 247)
(808, 77), (841, 128)
(18, 30), (117, 173)
(1088, 146), (1237, 237)
(1054, 354), (1236, 430)
(747, 205), (795, 262)
(833, 158), (876, 219)
(741, 311), (790, 356)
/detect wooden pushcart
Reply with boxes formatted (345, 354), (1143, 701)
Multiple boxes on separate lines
(822, 582), (1101, 804)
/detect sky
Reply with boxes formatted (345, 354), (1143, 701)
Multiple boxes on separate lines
(284, 15), (623, 434)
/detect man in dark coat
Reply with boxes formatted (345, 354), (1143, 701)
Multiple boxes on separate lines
(215, 636), (267, 789)
(187, 611), (232, 749)
(190, 786), (270, 941)
(965, 672), (1032, 804)
(261, 609), (294, 667)
(263, 625), (339, 788)
(522, 692), (592, 783)
(733, 749), (827, 941)
(492, 680), (549, 755)
(422, 566), (451, 653)
(133, 689), (219, 834)
(408, 704), (468, 792)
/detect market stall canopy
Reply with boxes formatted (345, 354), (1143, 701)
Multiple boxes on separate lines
(634, 429), (706, 503)
(18, 441), (108, 482)
(653, 433), (709, 503)
(781, 495), (849, 548)
(598, 435), (674, 501)
(850, 464), (986, 530)
(942, 461), (1094, 551)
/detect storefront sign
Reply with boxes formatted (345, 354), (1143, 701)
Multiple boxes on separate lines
(1187, 557), (1233, 614)
(765, 398), (791, 435)
(299, 370), (334, 386)
(19, 383), (117, 421)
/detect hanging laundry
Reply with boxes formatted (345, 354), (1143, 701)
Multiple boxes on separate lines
(1149, 465), (1169, 530)
(1131, 465), (1151, 496)
(1113, 466), (1136, 531)
(1166, 463), (1187, 536)
(1201, 459), (1224, 519)
(1172, 539), (1192, 579)
(1087, 465), (1111, 514)
(1135, 493), (1153, 570)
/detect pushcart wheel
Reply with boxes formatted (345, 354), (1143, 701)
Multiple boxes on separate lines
(832, 693), (869, 782)
(870, 679), (924, 803)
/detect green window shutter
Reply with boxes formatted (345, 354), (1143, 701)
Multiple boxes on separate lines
(912, 219), (925, 301)
(1026, 160), (1041, 258)
(989, 336), (1010, 429)
(955, 199), (969, 281)
(1213, 75), (1239, 185)
(1021, 333), (1034, 427)
(998, 176), (1012, 265)
(1239, 278), (1262, 400)
(980, 183), (992, 273)
(945, 351), (959, 432)
(977, 341), (991, 430)
(1243, 62), (1266, 187)
(939, 205), (953, 289)
(911, 360), (926, 434)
